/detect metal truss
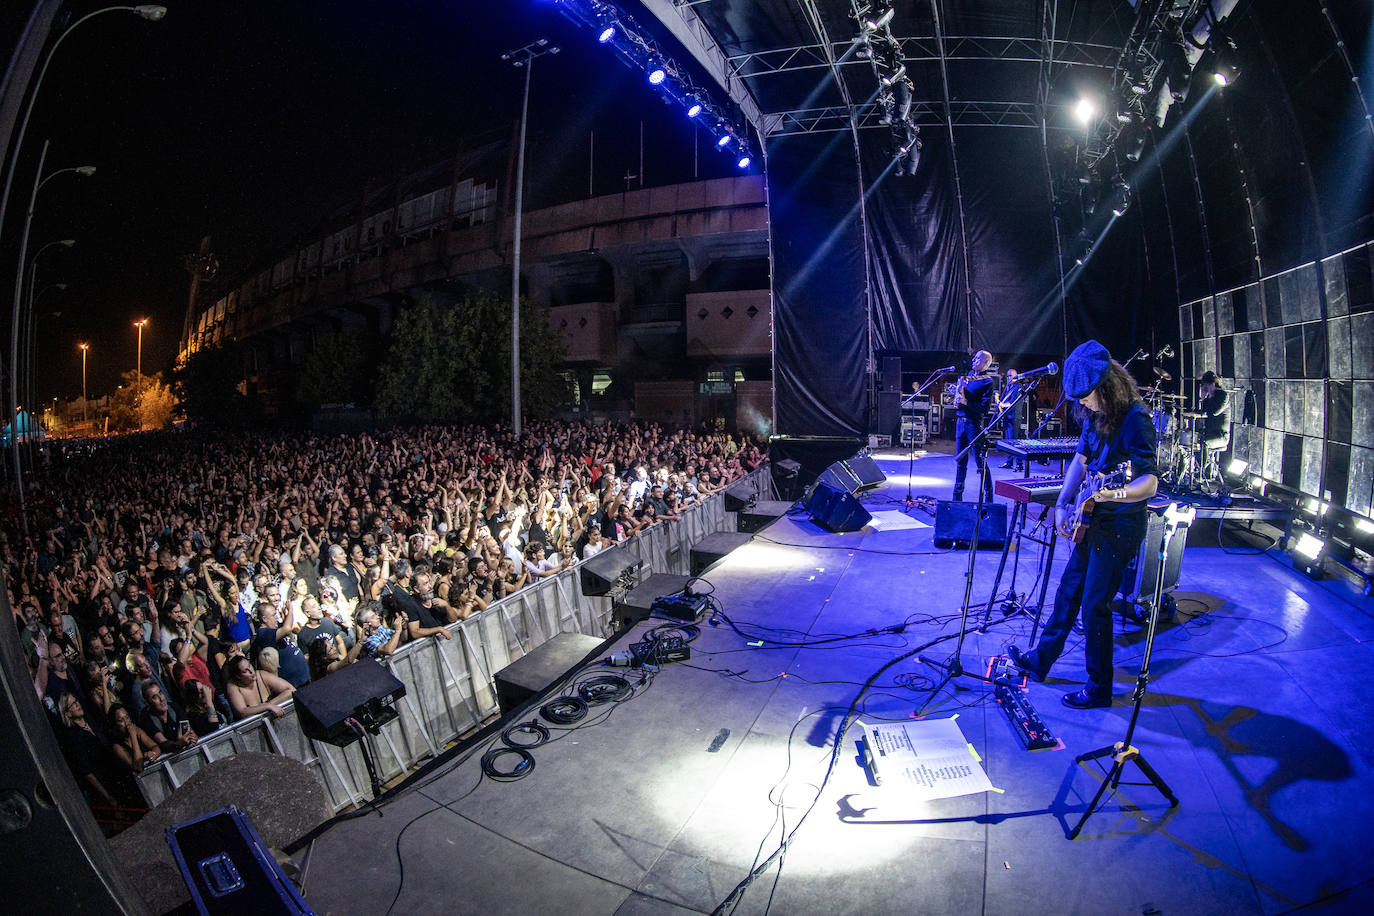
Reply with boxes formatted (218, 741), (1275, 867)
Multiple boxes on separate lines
(727, 35), (1121, 79)
(771, 99), (1052, 136)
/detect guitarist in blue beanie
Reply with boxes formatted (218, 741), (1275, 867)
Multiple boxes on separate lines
(1007, 340), (1158, 708)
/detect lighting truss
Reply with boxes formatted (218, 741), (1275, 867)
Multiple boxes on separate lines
(555, 0), (755, 164)
(850, 0), (920, 174)
(727, 35), (1121, 79)
(773, 99), (1044, 136)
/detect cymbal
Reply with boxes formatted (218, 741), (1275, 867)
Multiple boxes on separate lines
(1181, 411), (1205, 418)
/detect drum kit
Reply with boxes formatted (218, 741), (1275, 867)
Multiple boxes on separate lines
(1140, 386), (1220, 492)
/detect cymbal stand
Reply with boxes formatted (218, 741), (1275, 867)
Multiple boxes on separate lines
(901, 369), (952, 508)
(1068, 502), (1194, 839)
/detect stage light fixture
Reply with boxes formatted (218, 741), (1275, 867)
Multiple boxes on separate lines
(716, 134), (732, 148)
(687, 101), (702, 117)
(1227, 458), (1248, 477)
(880, 65), (906, 88)
(1358, 518), (1374, 534)
(737, 155), (751, 169)
(1110, 179), (1132, 217)
(1072, 232), (1093, 266)
(864, 8), (895, 31)
(1073, 97), (1097, 125)
(1248, 475), (1265, 494)
(598, 25), (616, 43)
(648, 66), (667, 85)
(1124, 124), (1147, 162)
(1291, 531), (1326, 578)
(1213, 36), (1240, 87)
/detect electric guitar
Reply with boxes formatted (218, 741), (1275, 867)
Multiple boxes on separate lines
(1064, 461), (1131, 543)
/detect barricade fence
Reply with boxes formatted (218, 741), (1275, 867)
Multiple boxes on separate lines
(135, 465), (771, 811)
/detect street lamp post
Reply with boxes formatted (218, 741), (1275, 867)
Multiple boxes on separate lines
(80, 343), (89, 422)
(501, 38), (559, 438)
(134, 318), (148, 384)
(0, 5), (166, 532)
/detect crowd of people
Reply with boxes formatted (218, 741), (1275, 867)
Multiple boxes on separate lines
(7, 420), (764, 822)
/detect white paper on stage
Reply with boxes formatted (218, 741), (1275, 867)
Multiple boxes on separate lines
(860, 717), (992, 801)
(865, 510), (930, 531)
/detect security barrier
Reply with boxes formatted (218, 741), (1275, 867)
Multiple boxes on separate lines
(136, 466), (773, 811)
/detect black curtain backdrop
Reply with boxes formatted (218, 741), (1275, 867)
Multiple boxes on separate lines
(769, 132), (870, 437)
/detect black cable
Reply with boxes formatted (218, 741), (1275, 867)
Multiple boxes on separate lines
(539, 696), (588, 725)
(501, 720), (550, 749)
(577, 673), (633, 705)
(480, 746), (536, 781)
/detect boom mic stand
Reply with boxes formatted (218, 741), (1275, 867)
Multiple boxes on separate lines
(901, 369), (953, 508)
(918, 391), (1009, 710)
(1068, 501), (1193, 839)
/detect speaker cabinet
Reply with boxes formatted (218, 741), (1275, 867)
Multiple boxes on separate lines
(933, 501), (1008, 548)
(494, 632), (605, 715)
(803, 482), (872, 532)
(876, 391), (901, 444)
(293, 659), (405, 746)
(1121, 510), (1187, 608)
(881, 356), (902, 392)
(816, 455), (886, 494)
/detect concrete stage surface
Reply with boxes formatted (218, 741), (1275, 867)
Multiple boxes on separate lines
(294, 449), (1374, 916)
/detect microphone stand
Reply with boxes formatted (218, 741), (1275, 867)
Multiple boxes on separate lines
(918, 381), (1012, 709)
(901, 369), (951, 508)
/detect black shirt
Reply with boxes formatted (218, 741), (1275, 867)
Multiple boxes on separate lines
(1201, 388), (1229, 440)
(1076, 402), (1158, 517)
(957, 375), (996, 422)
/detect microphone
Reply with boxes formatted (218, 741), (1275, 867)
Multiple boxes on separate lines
(929, 365), (957, 373)
(1157, 345), (1175, 358)
(1017, 362), (1059, 381)
(1153, 367), (1172, 380)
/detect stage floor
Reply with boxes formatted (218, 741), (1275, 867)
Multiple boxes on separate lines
(295, 451), (1374, 916)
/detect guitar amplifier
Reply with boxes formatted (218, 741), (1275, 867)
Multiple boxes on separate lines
(1121, 506), (1186, 611)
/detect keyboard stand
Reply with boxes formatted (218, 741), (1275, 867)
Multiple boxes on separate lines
(980, 500), (1059, 638)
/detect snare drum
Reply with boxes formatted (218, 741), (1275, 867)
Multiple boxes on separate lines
(1151, 407), (1174, 437)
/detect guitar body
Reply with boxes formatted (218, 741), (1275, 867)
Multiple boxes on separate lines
(1067, 462), (1131, 543)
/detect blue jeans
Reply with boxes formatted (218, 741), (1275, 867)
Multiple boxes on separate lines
(1021, 509), (1147, 696)
(953, 417), (993, 502)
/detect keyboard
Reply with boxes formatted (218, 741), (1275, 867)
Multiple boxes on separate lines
(994, 476), (1066, 505)
(998, 437), (1079, 460)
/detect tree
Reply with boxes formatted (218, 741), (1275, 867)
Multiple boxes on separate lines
(374, 290), (570, 425)
(108, 370), (175, 431)
(172, 342), (252, 426)
(293, 329), (376, 410)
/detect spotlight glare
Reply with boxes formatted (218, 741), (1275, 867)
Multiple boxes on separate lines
(687, 102), (702, 118)
(1073, 97), (1096, 125)
(864, 9), (895, 31)
(716, 134), (732, 147)
(737, 155), (751, 169)
(1227, 458), (1248, 476)
(1356, 518), (1374, 534)
(598, 25), (616, 43)
(648, 67), (667, 85)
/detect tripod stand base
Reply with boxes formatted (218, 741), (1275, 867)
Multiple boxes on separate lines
(1069, 741), (1179, 839)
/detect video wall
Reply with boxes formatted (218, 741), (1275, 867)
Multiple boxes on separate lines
(1181, 243), (1374, 520)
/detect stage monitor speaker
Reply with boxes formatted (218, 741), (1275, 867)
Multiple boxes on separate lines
(612, 573), (692, 629)
(817, 455), (886, 494)
(881, 356), (902, 392)
(167, 806), (311, 915)
(293, 659), (405, 746)
(803, 482), (872, 532)
(933, 501), (1008, 548)
(723, 479), (755, 513)
(738, 500), (792, 533)
(579, 543), (642, 596)
(690, 531), (753, 575)
(494, 632), (605, 715)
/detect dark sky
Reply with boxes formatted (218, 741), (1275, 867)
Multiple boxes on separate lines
(5, 0), (744, 402)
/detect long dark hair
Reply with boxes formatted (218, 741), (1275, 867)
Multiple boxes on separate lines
(1074, 361), (1143, 437)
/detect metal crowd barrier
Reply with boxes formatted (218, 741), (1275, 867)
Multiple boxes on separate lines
(136, 465), (772, 811)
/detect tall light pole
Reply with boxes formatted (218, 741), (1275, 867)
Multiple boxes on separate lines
(24, 238), (75, 432)
(134, 318), (148, 384)
(0, 5), (165, 532)
(80, 343), (89, 422)
(501, 37), (559, 438)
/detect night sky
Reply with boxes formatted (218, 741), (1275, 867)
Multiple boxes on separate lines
(6, 0), (743, 403)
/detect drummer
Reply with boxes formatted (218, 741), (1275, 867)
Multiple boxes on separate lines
(1198, 371), (1230, 457)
